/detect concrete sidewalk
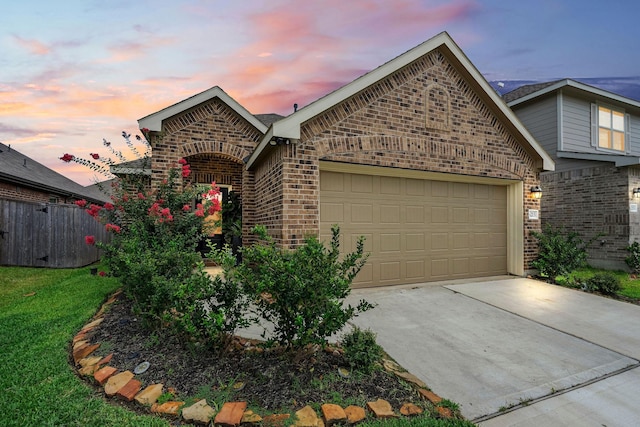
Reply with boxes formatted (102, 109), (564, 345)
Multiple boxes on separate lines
(347, 278), (640, 424)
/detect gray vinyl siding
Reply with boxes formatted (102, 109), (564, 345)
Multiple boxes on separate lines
(630, 114), (640, 156)
(561, 95), (592, 152)
(511, 95), (558, 157)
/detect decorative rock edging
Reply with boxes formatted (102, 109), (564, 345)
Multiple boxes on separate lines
(71, 290), (460, 425)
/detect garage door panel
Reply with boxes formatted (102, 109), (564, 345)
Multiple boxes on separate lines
(380, 205), (401, 223)
(452, 258), (470, 275)
(406, 206), (425, 223)
(406, 179), (425, 195)
(453, 183), (470, 198)
(380, 176), (401, 194)
(431, 259), (450, 277)
(431, 233), (449, 250)
(351, 204), (373, 223)
(320, 202), (344, 222)
(380, 261), (401, 281)
(453, 207), (469, 223)
(432, 207), (448, 223)
(474, 208), (490, 224)
(351, 174), (373, 193)
(406, 233), (425, 251)
(320, 171), (344, 191)
(492, 208), (508, 225)
(321, 171), (508, 287)
(431, 181), (448, 197)
(380, 233), (401, 253)
(453, 233), (469, 249)
(406, 260), (425, 279)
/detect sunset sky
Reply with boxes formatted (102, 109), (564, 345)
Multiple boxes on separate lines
(3, 0), (640, 185)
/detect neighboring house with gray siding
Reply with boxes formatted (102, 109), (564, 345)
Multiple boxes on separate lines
(505, 79), (640, 270)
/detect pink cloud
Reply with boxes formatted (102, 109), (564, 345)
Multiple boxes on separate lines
(12, 35), (51, 55)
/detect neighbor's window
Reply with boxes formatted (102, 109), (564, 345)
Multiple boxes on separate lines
(598, 106), (625, 151)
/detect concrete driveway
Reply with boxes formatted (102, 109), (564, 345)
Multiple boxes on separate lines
(347, 277), (640, 425)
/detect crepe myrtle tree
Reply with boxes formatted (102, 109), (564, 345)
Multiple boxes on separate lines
(60, 132), (250, 349)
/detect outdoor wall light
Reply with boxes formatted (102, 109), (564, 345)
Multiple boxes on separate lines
(633, 188), (640, 198)
(269, 137), (291, 146)
(530, 186), (542, 199)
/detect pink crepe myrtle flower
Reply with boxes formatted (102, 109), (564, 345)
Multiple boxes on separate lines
(178, 158), (188, 165)
(182, 204), (191, 212)
(74, 199), (87, 208)
(105, 223), (121, 233)
(85, 204), (102, 218)
(103, 202), (114, 211)
(85, 235), (95, 245)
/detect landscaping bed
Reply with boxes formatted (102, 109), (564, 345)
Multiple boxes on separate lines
(87, 292), (467, 423)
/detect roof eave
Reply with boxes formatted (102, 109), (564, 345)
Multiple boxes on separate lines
(138, 86), (268, 134)
(247, 32), (554, 172)
(508, 79), (640, 110)
(0, 172), (107, 203)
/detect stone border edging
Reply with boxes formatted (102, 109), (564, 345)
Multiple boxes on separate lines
(71, 290), (457, 425)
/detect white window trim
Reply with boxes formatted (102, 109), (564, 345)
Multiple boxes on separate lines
(591, 102), (630, 154)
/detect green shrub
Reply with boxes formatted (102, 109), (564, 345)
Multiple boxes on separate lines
(530, 225), (593, 280)
(170, 250), (251, 351)
(235, 225), (374, 349)
(341, 327), (383, 374)
(626, 242), (640, 274)
(584, 273), (621, 295)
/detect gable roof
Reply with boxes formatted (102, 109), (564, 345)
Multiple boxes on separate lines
(505, 78), (640, 110)
(0, 142), (109, 203)
(246, 31), (554, 172)
(138, 86), (269, 134)
(502, 80), (563, 103)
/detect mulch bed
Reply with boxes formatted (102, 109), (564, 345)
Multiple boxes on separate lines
(88, 293), (425, 415)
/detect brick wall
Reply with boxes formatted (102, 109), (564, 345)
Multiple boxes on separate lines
(252, 48), (542, 270)
(0, 181), (70, 204)
(150, 97), (263, 210)
(542, 165), (636, 270)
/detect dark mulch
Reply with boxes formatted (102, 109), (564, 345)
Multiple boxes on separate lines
(87, 293), (426, 416)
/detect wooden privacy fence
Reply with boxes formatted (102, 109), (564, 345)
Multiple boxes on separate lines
(0, 198), (111, 268)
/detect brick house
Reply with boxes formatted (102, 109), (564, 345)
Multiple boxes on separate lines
(139, 32), (553, 287)
(0, 142), (108, 204)
(505, 79), (640, 270)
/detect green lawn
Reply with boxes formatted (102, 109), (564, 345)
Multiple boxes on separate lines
(555, 266), (640, 299)
(0, 266), (168, 427)
(0, 265), (476, 427)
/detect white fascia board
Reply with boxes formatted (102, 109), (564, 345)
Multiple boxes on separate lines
(249, 31), (555, 171)
(443, 38), (555, 171)
(137, 86), (268, 133)
(269, 32), (456, 141)
(246, 126), (275, 168)
(508, 79), (640, 110)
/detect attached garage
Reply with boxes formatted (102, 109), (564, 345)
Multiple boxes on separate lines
(239, 32), (554, 286)
(319, 165), (512, 287)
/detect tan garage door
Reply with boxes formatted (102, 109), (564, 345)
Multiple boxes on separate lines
(320, 171), (507, 288)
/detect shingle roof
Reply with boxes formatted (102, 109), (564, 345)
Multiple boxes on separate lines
(254, 113), (285, 126)
(502, 80), (564, 103)
(0, 142), (109, 203)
